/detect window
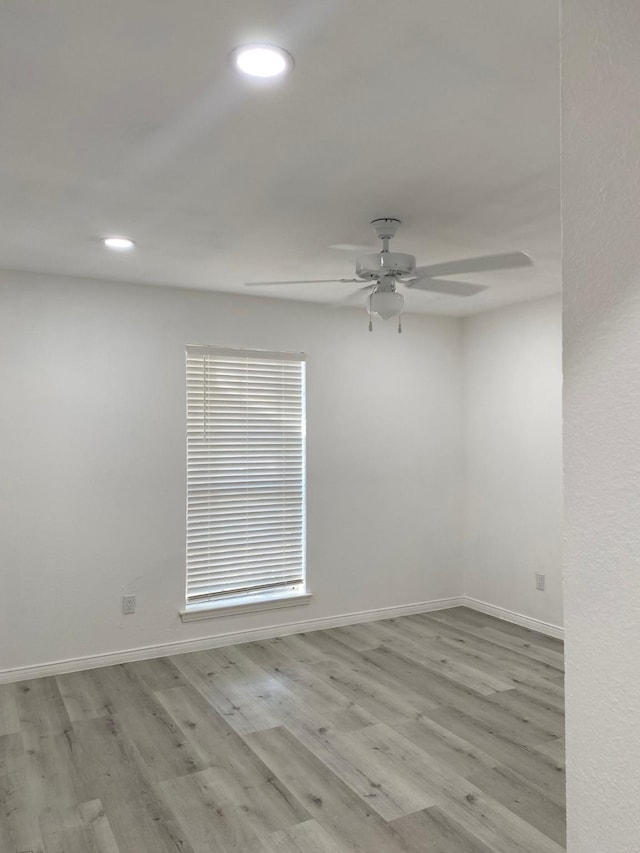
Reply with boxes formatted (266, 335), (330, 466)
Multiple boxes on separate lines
(184, 345), (306, 614)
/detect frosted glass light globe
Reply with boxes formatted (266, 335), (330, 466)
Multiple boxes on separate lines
(369, 290), (404, 320)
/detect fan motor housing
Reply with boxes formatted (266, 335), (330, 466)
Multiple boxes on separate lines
(356, 251), (416, 280)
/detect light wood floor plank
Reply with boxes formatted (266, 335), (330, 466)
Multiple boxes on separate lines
(424, 704), (567, 806)
(0, 683), (20, 736)
(417, 613), (565, 681)
(1, 607), (565, 851)
(56, 669), (114, 722)
(259, 818), (352, 853)
(389, 805), (497, 853)
(467, 764), (566, 846)
(535, 736), (566, 763)
(423, 612), (564, 670)
(39, 800), (121, 853)
(71, 716), (197, 853)
(245, 725), (413, 853)
(0, 733), (45, 853)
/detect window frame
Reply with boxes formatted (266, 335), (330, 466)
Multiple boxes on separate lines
(181, 344), (310, 621)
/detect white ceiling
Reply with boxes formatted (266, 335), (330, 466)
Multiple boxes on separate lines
(0, 0), (560, 316)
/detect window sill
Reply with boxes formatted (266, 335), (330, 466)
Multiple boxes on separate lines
(179, 590), (312, 622)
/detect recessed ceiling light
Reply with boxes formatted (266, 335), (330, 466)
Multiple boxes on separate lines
(231, 44), (293, 78)
(103, 236), (135, 250)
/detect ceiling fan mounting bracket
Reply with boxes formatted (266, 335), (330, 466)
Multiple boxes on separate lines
(371, 218), (401, 241)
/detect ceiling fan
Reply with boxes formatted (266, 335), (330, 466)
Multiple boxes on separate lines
(245, 218), (533, 332)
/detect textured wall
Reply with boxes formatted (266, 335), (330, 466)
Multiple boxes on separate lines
(563, 0), (640, 849)
(0, 269), (464, 675)
(463, 296), (563, 628)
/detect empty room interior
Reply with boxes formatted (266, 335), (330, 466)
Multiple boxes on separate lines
(1, 2), (639, 852)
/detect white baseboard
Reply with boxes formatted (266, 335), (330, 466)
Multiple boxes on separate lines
(462, 596), (564, 640)
(0, 596), (465, 684)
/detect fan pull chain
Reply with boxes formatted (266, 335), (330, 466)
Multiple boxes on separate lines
(398, 314), (403, 334)
(368, 315), (373, 332)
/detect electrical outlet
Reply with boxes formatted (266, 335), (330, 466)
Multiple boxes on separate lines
(535, 572), (545, 591)
(122, 594), (136, 614)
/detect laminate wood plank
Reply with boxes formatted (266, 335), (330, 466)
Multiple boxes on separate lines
(40, 806), (89, 853)
(238, 640), (377, 732)
(124, 657), (186, 692)
(71, 716), (197, 853)
(424, 704), (567, 806)
(342, 723), (565, 853)
(468, 764), (566, 846)
(370, 633), (514, 696)
(15, 677), (73, 736)
(171, 650), (282, 734)
(324, 623), (383, 652)
(356, 645), (497, 717)
(78, 799), (122, 853)
(380, 614), (564, 694)
(534, 736), (566, 763)
(213, 656), (421, 821)
(421, 681), (561, 748)
(312, 656), (440, 727)
(20, 728), (85, 815)
(56, 669), (114, 722)
(244, 725), (414, 853)
(292, 629), (378, 668)
(0, 683), (20, 736)
(426, 636), (566, 711)
(1, 608), (566, 851)
(194, 645), (357, 744)
(88, 664), (204, 784)
(434, 607), (564, 652)
(394, 715), (500, 779)
(320, 723), (440, 819)
(154, 685), (310, 834)
(485, 688), (565, 741)
(157, 767), (293, 852)
(422, 612), (564, 670)
(0, 730), (23, 772)
(412, 614), (566, 691)
(184, 651), (430, 822)
(17, 680), (85, 816)
(389, 806), (496, 853)
(259, 818), (351, 853)
(0, 733), (45, 853)
(39, 800), (121, 853)
(273, 633), (330, 665)
(480, 626), (565, 669)
(292, 722), (439, 821)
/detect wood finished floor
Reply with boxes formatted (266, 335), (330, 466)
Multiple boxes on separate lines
(0, 607), (565, 852)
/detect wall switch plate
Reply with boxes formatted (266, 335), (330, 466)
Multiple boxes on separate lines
(535, 572), (545, 591)
(122, 595), (136, 614)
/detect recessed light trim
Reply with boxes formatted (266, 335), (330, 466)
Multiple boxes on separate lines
(231, 44), (293, 78)
(103, 236), (135, 250)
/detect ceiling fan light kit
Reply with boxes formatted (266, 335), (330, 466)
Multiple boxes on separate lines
(368, 289), (404, 320)
(245, 218), (533, 332)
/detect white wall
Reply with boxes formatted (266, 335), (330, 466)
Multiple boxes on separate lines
(463, 296), (563, 629)
(0, 269), (464, 675)
(563, 1), (640, 849)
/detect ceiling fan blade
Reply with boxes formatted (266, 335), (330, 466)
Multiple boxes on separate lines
(329, 243), (374, 252)
(245, 278), (364, 287)
(329, 283), (377, 308)
(404, 278), (488, 297)
(414, 251), (532, 278)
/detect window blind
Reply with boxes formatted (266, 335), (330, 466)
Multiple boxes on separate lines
(186, 345), (306, 607)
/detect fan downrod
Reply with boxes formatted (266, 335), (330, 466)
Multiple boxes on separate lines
(371, 218), (401, 252)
